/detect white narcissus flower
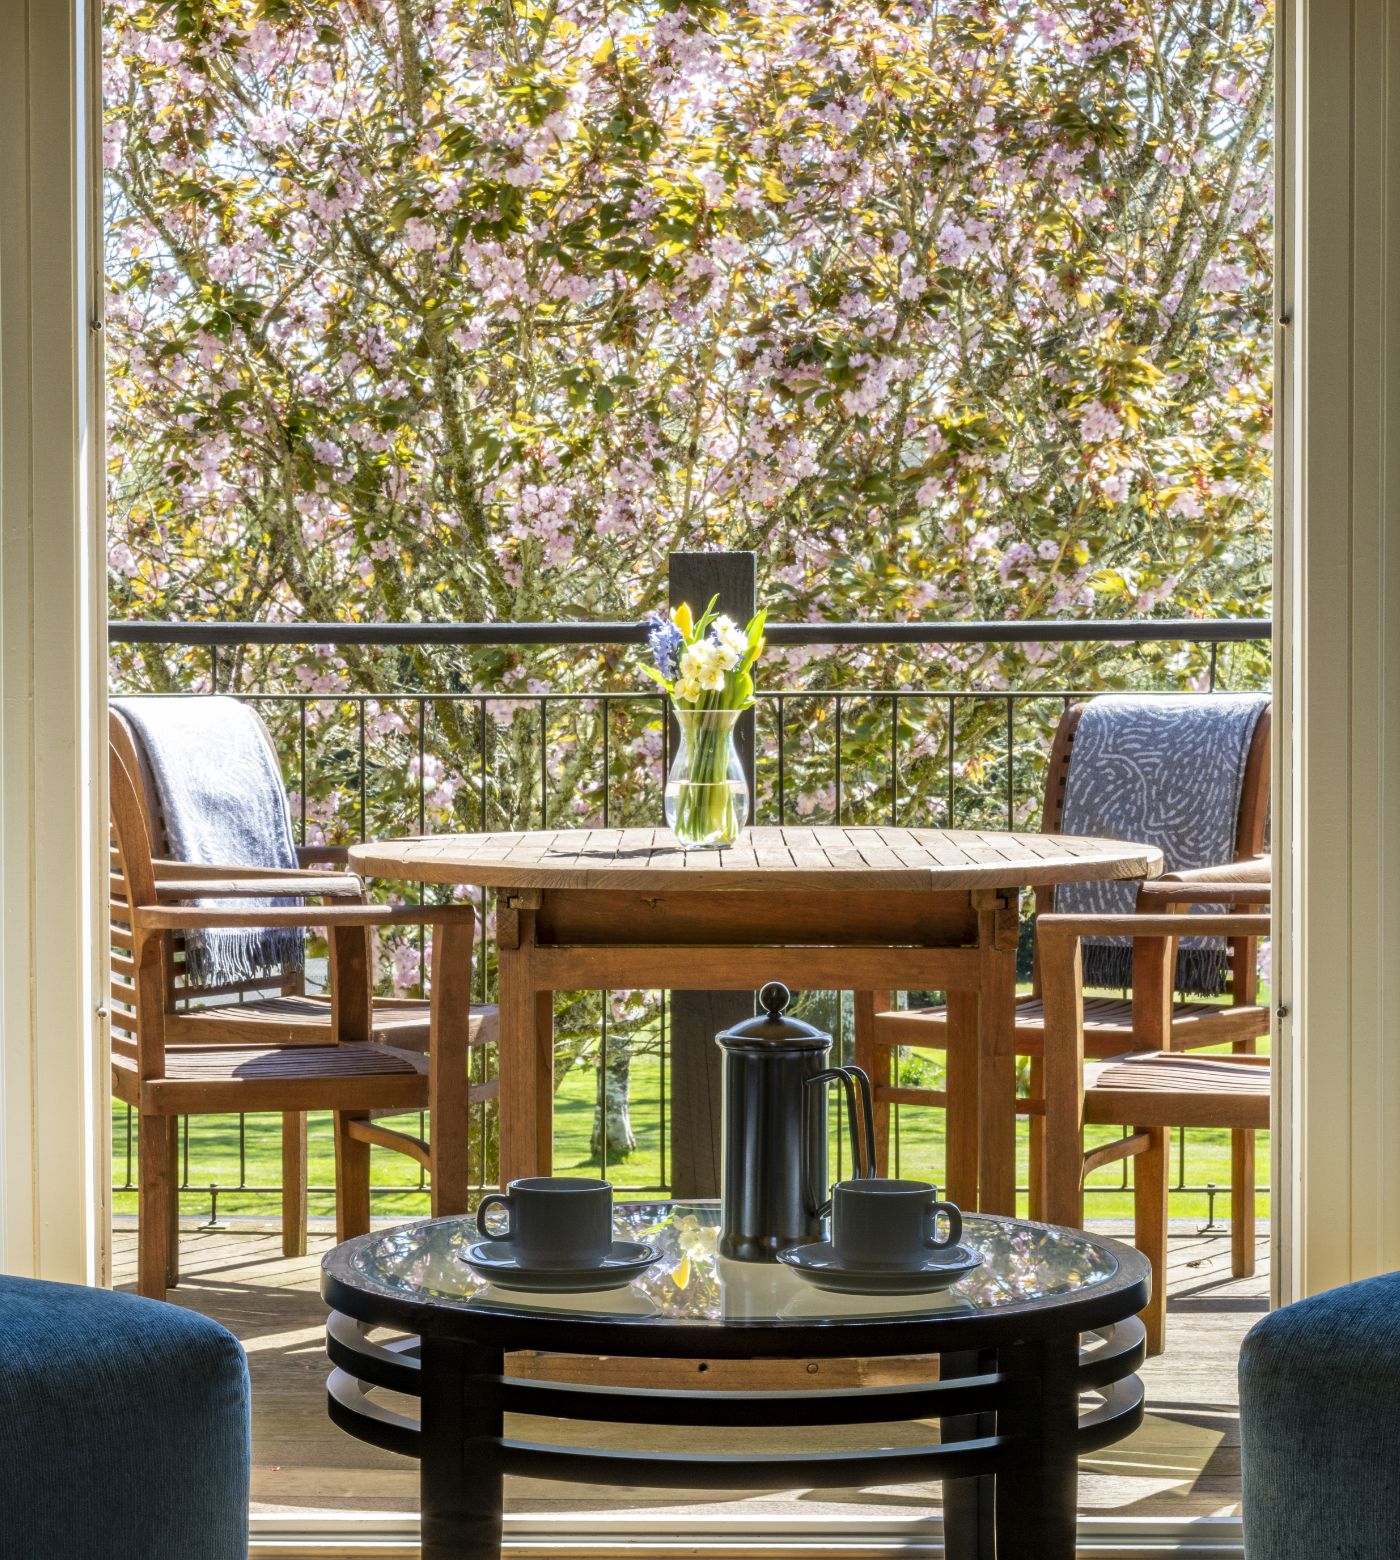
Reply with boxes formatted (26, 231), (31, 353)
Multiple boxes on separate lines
(712, 616), (748, 665)
(677, 643), (728, 694)
(688, 641), (729, 692)
(678, 644), (708, 685)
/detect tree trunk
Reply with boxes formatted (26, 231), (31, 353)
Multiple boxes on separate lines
(591, 1032), (636, 1162)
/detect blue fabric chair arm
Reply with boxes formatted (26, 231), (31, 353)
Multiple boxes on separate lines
(0, 1276), (250, 1560)
(1240, 1271), (1400, 1557)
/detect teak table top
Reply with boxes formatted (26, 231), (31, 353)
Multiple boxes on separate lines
(348, 826), (1162, 894)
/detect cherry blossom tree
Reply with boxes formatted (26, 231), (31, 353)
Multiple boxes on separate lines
(104, 0), (1273, 1161)
(106, 0), (1271, 636)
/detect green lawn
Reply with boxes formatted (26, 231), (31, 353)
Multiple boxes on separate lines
(112, 1035), (1269, 1225)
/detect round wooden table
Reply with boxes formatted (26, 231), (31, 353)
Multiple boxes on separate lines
(349, 827), (1161, 1208)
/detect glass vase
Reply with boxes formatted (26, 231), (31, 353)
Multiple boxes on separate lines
(665, 707), (749, 849)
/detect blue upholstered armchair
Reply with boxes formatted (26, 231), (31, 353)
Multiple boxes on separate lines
(0, 1275), (250, 1559)
(1240, 1273), (1400, 1556)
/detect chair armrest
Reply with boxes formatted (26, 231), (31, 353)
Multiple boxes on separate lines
(1039, 912), (1270, 942)
(1136, 879), (1272, 909)
(154, 875), (365, 901)
(1241, 1272), (1400, 1557)
(152, 858), (355, 884)
(0, 1276), (251, 1555)
(132, 902), (479, 931)
(296, 845), (352, 867)
(1162, 856), (1270, 886)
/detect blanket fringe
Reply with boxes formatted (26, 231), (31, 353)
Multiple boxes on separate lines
(184, 927), (305, 989)
(1083, 940), (1230, 999)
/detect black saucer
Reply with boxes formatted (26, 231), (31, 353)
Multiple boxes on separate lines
(777, 1241), (983, 1296)
(462, 1239), (659, 1293)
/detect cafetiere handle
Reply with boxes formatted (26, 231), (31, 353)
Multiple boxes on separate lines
(842, 1067), (874, 1173)
(804, 1065), (877, 1215)
(844, 1065), (877, 1180)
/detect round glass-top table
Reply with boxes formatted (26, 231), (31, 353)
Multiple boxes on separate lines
(323, 1203), (1148, 1559)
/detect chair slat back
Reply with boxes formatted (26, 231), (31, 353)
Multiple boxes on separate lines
(109, 733), (165, 1074)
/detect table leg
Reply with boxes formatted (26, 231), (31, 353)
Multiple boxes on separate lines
(994, 1335), (1079, 1560)
(976, 941), (1019, 1216)
(497, 947), (553, 1185)
(943, 991), (980, 1210)
(420, 1338), (504, 1560)
(940, 1348), (996, 1560)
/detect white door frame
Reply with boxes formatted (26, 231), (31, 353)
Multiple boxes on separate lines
(0, 0), (108, 1286)
(1277, 0), (1400, 1302)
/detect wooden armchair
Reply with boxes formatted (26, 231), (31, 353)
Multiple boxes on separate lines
(109, 711), (498, 1296)
(856, 699), (1270, 1255)
(1038, 890), (1272, 1354)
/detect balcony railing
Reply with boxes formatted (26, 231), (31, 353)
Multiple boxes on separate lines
(108, 608), (1271, 1229)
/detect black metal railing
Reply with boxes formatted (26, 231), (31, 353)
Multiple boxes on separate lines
(108, 610), (1271, 1226)
(113, 614), (1266, 645)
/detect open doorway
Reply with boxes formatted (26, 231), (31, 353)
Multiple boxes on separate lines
(100, 0), (1273, 1546)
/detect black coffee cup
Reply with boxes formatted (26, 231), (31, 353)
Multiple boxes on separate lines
(475, 1176), (614, 1269)
(830, 1177), (962, 1269)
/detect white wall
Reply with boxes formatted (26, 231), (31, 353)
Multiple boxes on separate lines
(1279, 0), (1400, 1300)
(0, 0), (108, 1284)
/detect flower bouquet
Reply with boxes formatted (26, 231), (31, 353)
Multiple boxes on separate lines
(643, 596), (766, 849)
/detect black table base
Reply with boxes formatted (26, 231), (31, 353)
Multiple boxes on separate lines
(326, 1311), (1145, 1560)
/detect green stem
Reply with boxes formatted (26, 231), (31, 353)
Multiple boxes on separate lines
(672, 707), (743, 847)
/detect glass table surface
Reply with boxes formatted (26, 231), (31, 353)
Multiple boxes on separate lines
(340, 1203), (1120, 1327)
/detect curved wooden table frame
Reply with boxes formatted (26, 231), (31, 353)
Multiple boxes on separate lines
(349, 827), (1161, 1211)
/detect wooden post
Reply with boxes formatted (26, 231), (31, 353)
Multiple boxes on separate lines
(666, 551), (757, 1199)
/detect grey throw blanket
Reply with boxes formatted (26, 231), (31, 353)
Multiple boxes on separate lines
(113, 696), (305, 987)
(1054, 693), (1269, 996)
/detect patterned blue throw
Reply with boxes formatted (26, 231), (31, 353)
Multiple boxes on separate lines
(113, 696), (305, 987)
(1054, 693), (1269, 995)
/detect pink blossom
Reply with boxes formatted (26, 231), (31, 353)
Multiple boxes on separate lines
(1078, 401), (1124, 443)
(1101, 468), (1135, 504)
(1203, 262), (1248, 294)
(391, 941), (422, 994)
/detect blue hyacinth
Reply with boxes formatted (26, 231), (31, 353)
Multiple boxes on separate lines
(646, 611), (683, 682)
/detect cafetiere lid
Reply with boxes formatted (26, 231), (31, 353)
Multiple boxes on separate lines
(716, 982), (830, 1050)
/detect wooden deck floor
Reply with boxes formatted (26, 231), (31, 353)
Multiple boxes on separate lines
(114, 1222), (1265, 1529)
